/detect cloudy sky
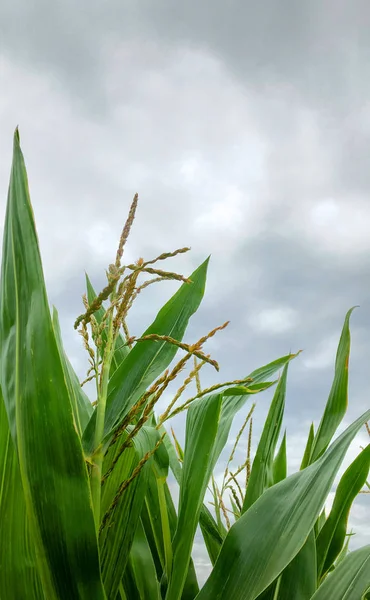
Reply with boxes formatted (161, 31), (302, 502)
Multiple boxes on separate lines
(1, 0), (370, 582)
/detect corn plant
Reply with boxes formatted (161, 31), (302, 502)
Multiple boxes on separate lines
(0, 130), (369, 599)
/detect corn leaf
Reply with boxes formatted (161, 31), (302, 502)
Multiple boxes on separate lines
(310, 545), (370, 600)
(0, 130), (105, 599)
(316, 443), (370, 578)
(272, 431), (287, 485)
(276, 531), (317, 599)
(122, 519), (161, 599)
(300, 422), (315, 470)
(52, 306), (93, 435)
(309, 308), (355, 464)
(0, 384), (44, 599)
(83, 258), (209, 454)
(242, 364), (289, 513)
(165, 392), (224, 600)
(195, 408), (370, 600)
(100, 425), (159, 598)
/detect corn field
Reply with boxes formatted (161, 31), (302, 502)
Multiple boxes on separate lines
(0, 129), (369, 599)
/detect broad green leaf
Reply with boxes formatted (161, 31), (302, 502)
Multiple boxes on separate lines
(310, 545), (370, 600)
(276, 531), (317, 600)
(165, 392), (224, 600)
(100, 425), (159, 598)
(83, 258), (209, 454)
(195, 408), (370, 600)
(272, 431), (287, 485)
(242, 364), (289, 513)
(316, 443), (370, 578)
(85, 273), (129, 375)
(121, 518), (161, 599)
(0, 385), (44, 599)
(158, 421), (224, 566)
(0, 130), (105, 599)
(309, 308), (356, 464)
(52, 306), (93, 436)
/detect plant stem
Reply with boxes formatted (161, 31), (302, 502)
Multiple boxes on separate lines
(91, 309), (115, 532)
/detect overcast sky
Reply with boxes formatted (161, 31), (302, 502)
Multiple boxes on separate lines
(1, 0), (370, 583)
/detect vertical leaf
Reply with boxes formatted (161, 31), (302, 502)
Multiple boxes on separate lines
(52, 306), (93, 436)
(165, 393), (224, 600)
(309, 308), (356, 464)
(0, 131), (105, 599)
(242, 364), (289, 513)
(0, 385), (44, 598)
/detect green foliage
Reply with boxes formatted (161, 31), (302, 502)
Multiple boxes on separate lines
(0, 131), (369, 599)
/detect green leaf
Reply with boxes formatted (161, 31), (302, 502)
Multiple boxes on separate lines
(83, 258), (209, 454)
(0, 385), (44, 598)
(309, 308), (356, 464)
(242, 364), (289, 512)
(195, 408), (370, 600)
(276, 531), (317, 600)
(0, 130), (105, 599)
(310, 545), (370, 600)
(272, 431), (287, 485)
(316, 443), (370, 578)
(100, 426), (159, 598)
(121, 516), (161, 599)
(52, 306), (93, 436)
(300, 422), (315, 470)
(165, 392), (224, 600)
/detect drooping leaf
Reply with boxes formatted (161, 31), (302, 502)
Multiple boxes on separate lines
(0, 130), (105, 599)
